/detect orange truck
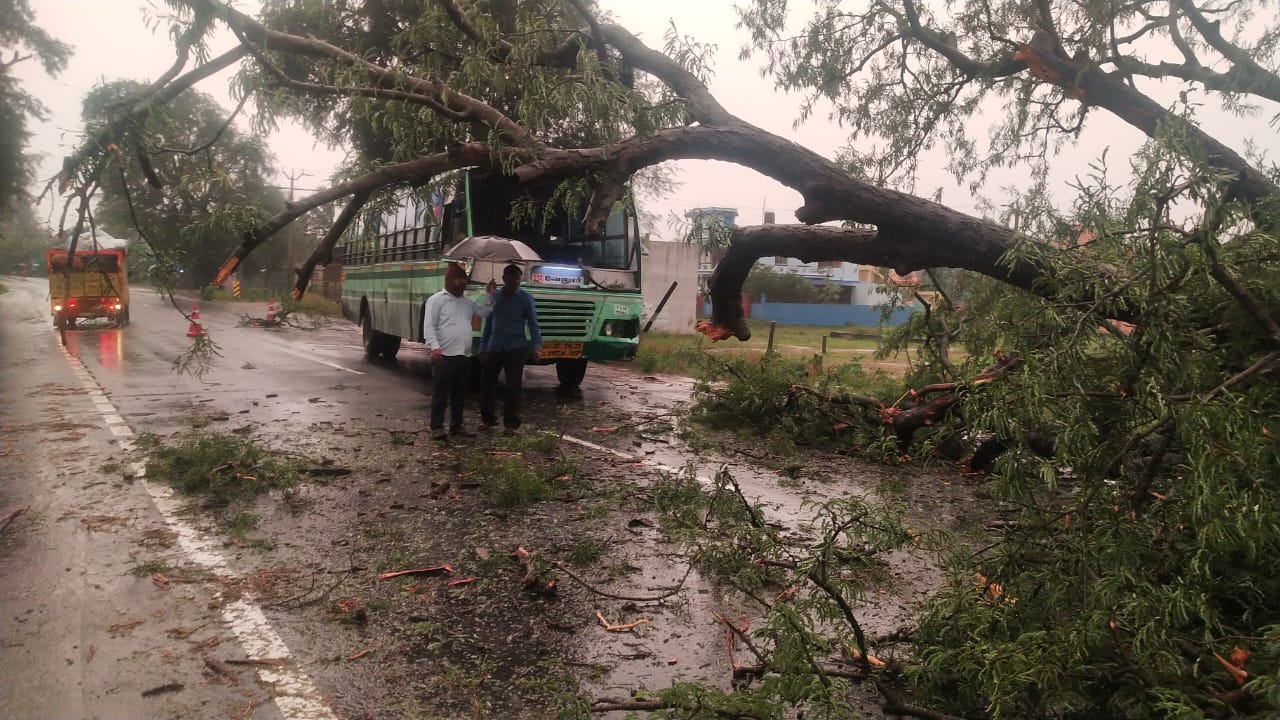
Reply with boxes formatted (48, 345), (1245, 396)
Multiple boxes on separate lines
(46, 234), (130, 328)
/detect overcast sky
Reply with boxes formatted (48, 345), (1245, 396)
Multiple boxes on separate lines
(15, 1), (1278, 238)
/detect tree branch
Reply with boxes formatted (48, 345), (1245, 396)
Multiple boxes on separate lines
(210, 145), (491, 285)
(292, 189), (370, 300)
(49, 44), (249, 193)
(1174, 0), (1280, 101)
(193, 0), (538, 148)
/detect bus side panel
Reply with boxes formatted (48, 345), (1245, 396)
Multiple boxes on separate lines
(381, 264), (411, 342)
(340, 266), (374, 324)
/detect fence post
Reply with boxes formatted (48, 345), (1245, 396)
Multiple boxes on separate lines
(767, 321), (777, 354)
(821, 334), (828, 355)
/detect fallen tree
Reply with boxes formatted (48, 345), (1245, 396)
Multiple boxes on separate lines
(52, 0), (1280, 717)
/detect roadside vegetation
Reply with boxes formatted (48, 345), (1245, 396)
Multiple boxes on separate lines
(200, 285), (343, 319)
(638, 319), (909, 377)
(142, 431), (304, 537)
(463, 432), (579, 508)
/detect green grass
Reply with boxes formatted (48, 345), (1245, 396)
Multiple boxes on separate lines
(0, 283), (8, 295)
(466, 434), (577, 508)
(566, 538), (605, 566)
(638, 319), (901, 378)
(145, 431), (301, 509)
(131, 560), (171, 576)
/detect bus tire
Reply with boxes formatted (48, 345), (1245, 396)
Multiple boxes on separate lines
(362, 312), (401, 359)
(555, 358), (588, 388)
(121, 307), (130, 325)
(361, 313), (380, 359)
(381, 335), (401, 360)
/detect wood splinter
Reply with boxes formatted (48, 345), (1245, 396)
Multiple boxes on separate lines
(596, 610), (650, 632)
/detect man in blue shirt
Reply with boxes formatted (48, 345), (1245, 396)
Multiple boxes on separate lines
(480, 264), (542, 433)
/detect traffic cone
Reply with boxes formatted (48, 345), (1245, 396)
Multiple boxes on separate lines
(186, 303), (205, 338)
(266, 299), (276, 323)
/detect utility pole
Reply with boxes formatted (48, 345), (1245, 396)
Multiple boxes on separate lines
(282, 169), (310, 284)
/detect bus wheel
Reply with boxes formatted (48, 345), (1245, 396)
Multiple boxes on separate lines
(361, 314), (380, 359)
(381, 335), (401, 360)
(120, 307), (130, 326)
(555, 359), (588, 388)
(362, 314), (401, 359)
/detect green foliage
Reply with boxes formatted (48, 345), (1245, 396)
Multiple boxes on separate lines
(0, 202), (51, 272)
(0, 0), (70, 218)
(646, 466), (913, 717)
(145, 431), (301, 510)
(742, 264), (826, 304)
(81, 80), (284, 287)
(464, 435), (577, 508)
(691, 353), (899, 454)
(895, 136), (1280, 716)
(131, 560), (170, 577)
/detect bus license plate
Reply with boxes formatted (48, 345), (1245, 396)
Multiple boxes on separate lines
(541, 342), (583, 359)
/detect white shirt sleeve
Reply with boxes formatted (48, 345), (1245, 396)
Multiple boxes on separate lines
(471, 291), (495, 319)
(423, 293), (441, 351)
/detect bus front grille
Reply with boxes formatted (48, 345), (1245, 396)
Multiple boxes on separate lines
(535, 297), (596, 338)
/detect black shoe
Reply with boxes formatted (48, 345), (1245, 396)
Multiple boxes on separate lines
(451, 427), (477, 438)
(430, 428), (449, 441)
(502, 425), (519, 437)
(481, 417), (499, 429)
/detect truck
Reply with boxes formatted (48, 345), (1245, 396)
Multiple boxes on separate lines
(47, 231), (130, 329)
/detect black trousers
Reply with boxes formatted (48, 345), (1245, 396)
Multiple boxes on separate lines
(480, 348), (526, 428)
(430, 355), (470, 431)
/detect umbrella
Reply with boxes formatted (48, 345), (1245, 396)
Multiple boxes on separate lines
(445, 235), (543, 262)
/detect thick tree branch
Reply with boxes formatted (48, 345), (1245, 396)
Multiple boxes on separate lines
(211, 145), (491, 285)
(1174, 0), (1280, 100)
(1114, 57), (1280, 103)
(49, 44), (248, 193)
(898, 0), (1025, 78)
(190, 0), (537, 148)
(702, 225), (1049, 340)
(1008, 38), (1280, 207)
(292, 190), (371, 300)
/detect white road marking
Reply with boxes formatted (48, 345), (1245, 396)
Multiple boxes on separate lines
(278, 347), (365, 375)
(60, 345), (338, 720)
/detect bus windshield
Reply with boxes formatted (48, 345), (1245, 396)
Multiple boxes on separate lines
(444, 173), (636, 271)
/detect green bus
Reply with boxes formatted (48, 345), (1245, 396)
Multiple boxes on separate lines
(339, 172), (643, 388)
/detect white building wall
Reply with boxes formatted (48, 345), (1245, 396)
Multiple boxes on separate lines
(641, 241), (700, 334)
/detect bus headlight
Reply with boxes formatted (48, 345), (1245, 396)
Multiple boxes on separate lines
(54, 304), (62, 311)
(601, 319), (640, 339)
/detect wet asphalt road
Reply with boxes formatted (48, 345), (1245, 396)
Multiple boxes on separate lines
(1, 276), (974, 719)
(0, 276), (696, 719)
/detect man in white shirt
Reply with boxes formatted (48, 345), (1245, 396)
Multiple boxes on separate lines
(423, 262), (496, 440)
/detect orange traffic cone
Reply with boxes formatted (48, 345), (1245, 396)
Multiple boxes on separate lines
(186, 303), (206, 338)
(266, 299), (276, 323)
